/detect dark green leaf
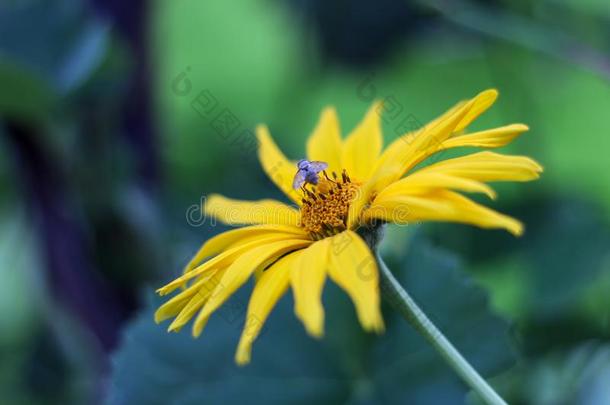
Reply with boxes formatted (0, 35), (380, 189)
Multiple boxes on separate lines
(109, 234), (516, 404)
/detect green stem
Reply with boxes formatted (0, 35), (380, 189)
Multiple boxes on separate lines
(424, 0), (610, 82)
(376, 253), (507, 405)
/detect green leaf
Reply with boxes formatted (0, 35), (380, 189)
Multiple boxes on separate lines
(496, 342), (610, 405)
(108, 289), (347, 405)
(371, 236), (517, 404)
(442, 197), (610, 319)
(0, 207), (40, 346)
(0, 0), (110, 94)
(0, 0), (110, 122)
(152, 0), (303, 193)
(0, 60), (57, 123)
(108, 234), (515, 404)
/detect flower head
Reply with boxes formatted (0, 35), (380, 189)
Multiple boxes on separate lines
(155, 89), (542, 364)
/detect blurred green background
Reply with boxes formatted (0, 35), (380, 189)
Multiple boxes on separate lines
(1, 0), (610, 404)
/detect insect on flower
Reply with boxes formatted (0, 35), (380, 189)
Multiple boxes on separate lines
(292, 159), (329, 189)
(154, 89), (542, 365)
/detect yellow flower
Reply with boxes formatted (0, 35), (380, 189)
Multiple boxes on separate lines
(155, 89), (542, 365)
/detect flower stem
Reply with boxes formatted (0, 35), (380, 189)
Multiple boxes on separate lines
(375, 254), (507, 405)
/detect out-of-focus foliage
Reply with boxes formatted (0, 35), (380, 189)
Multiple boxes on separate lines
(1, 0), (609, 403)
(0, 0), (110, 122)
(498, 343), (610, 405)
(429, 196), (610, 403)
(109, 236), (515, 405)
(155, 0), (610, 214)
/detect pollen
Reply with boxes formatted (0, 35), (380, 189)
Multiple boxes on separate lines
(299, 170), (359, 239)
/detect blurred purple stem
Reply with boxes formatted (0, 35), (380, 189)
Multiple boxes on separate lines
(5, 121), (128, 352)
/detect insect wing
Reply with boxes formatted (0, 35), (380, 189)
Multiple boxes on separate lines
(307, 161), (328, 173)
(292, 169), (307, 190)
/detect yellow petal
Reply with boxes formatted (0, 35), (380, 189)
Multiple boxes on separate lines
(183, 224), (307, 274)
(414, 151), (543, 182)
(369, 89), (498, 192)
(442, 124), (529, 149)
(205, 194), (301, 227)
(400, 90), (500, 172)
(166, 270), (227, 332)
(365, 190), (524, 236)
(167, 293), (210, 332)
(327, 231), (384, 332)
(306, 107), (342, 173)
(380, 172), (497, 200)
(427, 100), (468, 129)
(374, 100), (466, 175)
(368, 96), (472, 192)
(192, 239), (312, 337)
(154, 271), (220, 324)
(290, 239), (330, 337)
(341, 101), (383, 181)
(453, 89), (498, 132)
(235, 251), (298, 365)
(347, 99), (472, 229)
(256, 125), (301, 205)
(158, 236), (297, 296)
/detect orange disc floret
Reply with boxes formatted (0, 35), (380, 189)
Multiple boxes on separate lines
(299, 170), (359, 239)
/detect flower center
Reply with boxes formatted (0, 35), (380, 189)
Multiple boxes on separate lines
(299, 170), (359, 239)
